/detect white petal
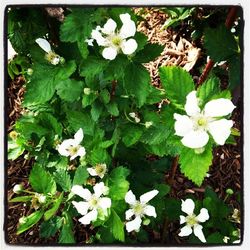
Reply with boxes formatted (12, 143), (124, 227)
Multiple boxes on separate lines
(181, 199), (195, 215)
(144, 205), (157, 217)
(178, 225), (192, 237)
(35, 38), (51, 53)
(91, 29), (107, 46)
(194, 224), (206, 243)
(125, 190), (137, 205)
(121, 39), (138, 55)
(102, 19), (117, 35)
(72, 201), (89, 215)
(102, 47), (118, 60)
(125, 209), (135, 220)
(85, 38), (94, 46)
(196, 208), (209, 223)
(126, 216), (142, 233)
(204, 99), (236, 117)
(76, 146), (86, 158)
(140, 190), (159, 204)
(93, 182), (106, 197)
(87, 168), (98, 176)
(57, 139), (75, 156)
(208, 119), (233, 145)
(119, 13), (136, 38)
(78, 209), (98, 225)
(181, 130), (209, 149)
(8, 40), (17, 59)
(71, 185), (92, 201)
(185, 91), (200, 116)
(180, 215), (186, 224)
(174, 113), (194, 137)
(74, 128), (83, 144)
(99, 197), (111, 210)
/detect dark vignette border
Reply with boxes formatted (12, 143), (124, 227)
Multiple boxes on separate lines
(3, 3), (244, 247)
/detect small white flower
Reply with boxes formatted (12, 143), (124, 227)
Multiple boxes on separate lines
(35, 193), (46, 204)
(89, 13), (138, 60)
(57, 128), (86, 161)
(71, 182), (111, 225)
(85, 38), (94, 46)
(179, 199), (209, 243)
(174, 91), (236, 149)
(13, 184), (24, 194)
(145, 121), (153, 128)
(223, 236), (230, 243)
(129, 112), (140, 123)
(87, 163), (107, 179)
(35, 38), (60, 65)
(125, 189), (158, 233)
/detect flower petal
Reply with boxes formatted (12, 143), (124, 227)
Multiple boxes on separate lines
(102, 47), (118, 60)
(91, 29), (107, 46)
(140, 190), (159, 204)
(204, 98), (236, 117)
(74, 128), (84, 144)
(71, 185), (92, 201)
(57, 139), (75, 156)
(78, 209), (98, 225)
(35, 38), (51, 53)
(102, 18), (117, 35)
(93, 182), (106, 197)
(207, 119), (233, 145)
(119, 13), (136, 38)
(193, 224), (206, 243)
(125, 190), (137, 205)
(181, 199), (195, 215)
(184, 91), (200, 116)
(144, 205), (157, 218)
(99, 197), (111, 210)
(76, 146), (86, 157)
(121, 39), (138, 55)
(125, 209), (135, 220)
(180, 215), (186, 224)
(178, 225), (192, 237)
(72, 201), (89, 215)
(174, 113), (194, 136)
(181, 130), (209, 149)
(126, 216), (142, 233)
(87, 168), (97, 176)
(196, 208), (209, 223)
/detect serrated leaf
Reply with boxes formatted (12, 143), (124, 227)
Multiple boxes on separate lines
(123, 63), (151, 107)
(91, 101), (103, 121)
(29, 164), (57, 194)
(106, 102), (119, 116)
(82, 92), (97, 108)
(159, 66), (195, 107)
(154, 184), (170, 198)
(179, 144), (213, 186)
(8, 140), (25, 160)
(89, 147), (110, 165)
(73, 165), (89, 186)
(228, 54), (241, 90)
(40, 216), (63, 238)
(100, 89), (110, 104)
(122, 124), (143, 147)
(204, 24), (238, 62)
(56, 79), (83, 102)
(17, 210), (44, 235)
(53, 169), (72, 192)
(59, 212), (75, 243)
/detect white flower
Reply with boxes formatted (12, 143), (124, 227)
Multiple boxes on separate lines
(71, 182), (111, 225)
(35, 38), (60, 65)
(129, 112), (140, 123)
(87, 163), (107, 179)
(89, 13), (138, 60)
(57, 128), (86, 161)
(174, 91), (236, 149)
(13, 184), (24, 194)
(179, 199), (209, 243)
(145, 121), (153, 128)
(223, 236), (230, 243)
(8, 40), (17, 60)
(35, 193), (46, 204)
(125, 189), (158, 232)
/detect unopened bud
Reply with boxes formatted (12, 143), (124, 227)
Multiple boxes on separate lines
(142, 218), (151, 225)
(13, 184), (24, 194)
(27, 68), (33, 75)
(145, 121), (153, 128)
(83, 88), (91, 95)
(226, 188), (234, 195)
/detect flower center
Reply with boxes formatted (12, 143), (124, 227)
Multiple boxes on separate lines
(133, 202), (144, 216)
(68, 146), (80, 156)
(186, 214), (198, 226)
(89, 196), (99, 208)
(197, 117), (207, 126)
(95, 164), (105, 175)
(45, 51), (60, 64)
(111, 36), (122, 46)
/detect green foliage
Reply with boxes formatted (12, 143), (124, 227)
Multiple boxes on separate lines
(53, 169), (72, 192)
(59, 212), (75, 243)
(40, 216), (63, 238)
(73, 165), (89, 186)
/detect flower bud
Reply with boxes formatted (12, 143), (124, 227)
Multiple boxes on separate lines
(142, 218), (151, 225)
(27, 68), (33, 75)
(9, 131), (18, 140)
(13, 184), (24, 194)
(145, 121), (153, 128)
(83, 88), (91, 95)
(35, 193), (46, 204)
(226, 188), (234, 195)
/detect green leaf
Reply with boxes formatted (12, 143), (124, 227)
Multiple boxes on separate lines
(91, 101), (103, 121)
(206, 232), (224, 243)
(204, 24), (238, 62)
(40, 216), (63, 238)
(228, 54), (241, 90)
(159, 66), (195, 107)
(56, 79), (83, 102)
(109, 167), (130, 200)
(179, 144), (213, 186)
(17, 210), (44, 235)
(106, 102), (119, 116)
(164, 198), (181, 220)
(89, 147), (110, 165)
(67, 110), (95, 136)
(154, 184), (170, 198)
(24, 61), (76, 105)
(123, 63), (151, 107)
(122, 124), (143, 147)
(105, 209), (125, 242)
(44, 192), (64, 221)
(53, 169), (72, 192)
(59, 212), (75, 243)
(8, 140), (25, 160)
(29, 164), (57, 194)
(100, 89), (111, 104)
(82, 92), (97, 108)
(134, 43), (164, 63)
(73, 165), (89, 186)
(9, 196), (33, 202)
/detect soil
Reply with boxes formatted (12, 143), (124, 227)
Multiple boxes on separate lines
(6, 7), (241, 245)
